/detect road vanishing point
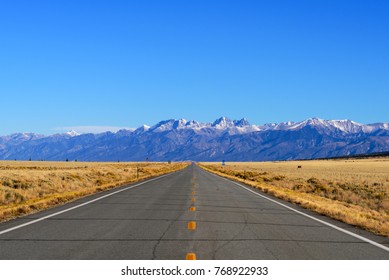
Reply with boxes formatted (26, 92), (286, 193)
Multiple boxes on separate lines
(0, 164), (388, 260)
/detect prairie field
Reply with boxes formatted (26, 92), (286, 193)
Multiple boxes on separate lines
(0, 161), (189, 222)
(199, 158), (389, 236)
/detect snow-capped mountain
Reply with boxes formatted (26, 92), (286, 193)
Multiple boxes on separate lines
(254, 117), (389, 135)
(1, 117), (389, 161)
(65, 130), (80, 137)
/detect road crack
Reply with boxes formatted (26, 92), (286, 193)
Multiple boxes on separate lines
(151, 220), (176, 260)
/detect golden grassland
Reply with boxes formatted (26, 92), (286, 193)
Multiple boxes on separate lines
(0, 161), (189, 222)
(199, 158), (389, 237)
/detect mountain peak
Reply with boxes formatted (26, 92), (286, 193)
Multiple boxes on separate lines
(173, 119), (188, 129)
(150, 119), (176, 132)
(65, 130), (80, 137)
(133, 125), (150, 134)
(234, 118), (251, 127)
(306, 117), (325, 124)
(1, 117), (389, 162)
(212, 117), (234, 128)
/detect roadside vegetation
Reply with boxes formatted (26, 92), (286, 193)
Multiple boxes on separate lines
(199, 159), (389, 237)
(0, 161), (189, 222)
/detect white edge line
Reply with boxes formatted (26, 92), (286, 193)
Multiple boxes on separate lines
(207, 170), (389, 253)
(0, 172), (174, 236)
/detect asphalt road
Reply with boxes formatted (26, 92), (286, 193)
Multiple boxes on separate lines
(0, 164), (388, 260)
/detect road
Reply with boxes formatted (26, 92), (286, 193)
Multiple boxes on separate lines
(0, 164), (388, 260)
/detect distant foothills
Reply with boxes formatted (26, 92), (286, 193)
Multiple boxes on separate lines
(1, 117), (389, 162)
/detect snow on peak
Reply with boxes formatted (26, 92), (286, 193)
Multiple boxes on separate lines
(326, 119), (363, 133)
(141, 117), (256, 133)
(150, 119), (176, 132)
(234, 118), (251, 127)
(131, 117), (389, 136)
(261, 118), (375, 134)
(133, 125), (150, 134)
(185, 120), (202, 129)
(173, 119), (188, 129)
(7, 132), (43, 142)
(212, 117), (235, 129)
(65, 130), (80, 137)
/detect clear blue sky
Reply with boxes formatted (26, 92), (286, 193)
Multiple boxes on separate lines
(1, 0), (388, 135)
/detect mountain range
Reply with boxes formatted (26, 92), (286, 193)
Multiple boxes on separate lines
(1, 117), (389, 162)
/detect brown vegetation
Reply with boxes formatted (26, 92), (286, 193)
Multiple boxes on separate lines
(199, 159), (389, 237)
(0, 161), (189, 222)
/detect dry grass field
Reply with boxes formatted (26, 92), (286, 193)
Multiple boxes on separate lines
(199, 158), (389, 236)
(0, 161), (189, 222)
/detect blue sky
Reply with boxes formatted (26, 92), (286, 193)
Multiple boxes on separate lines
(0, 0), (388, 135)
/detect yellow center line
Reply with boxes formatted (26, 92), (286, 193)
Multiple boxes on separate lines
(187, 173), (198, 260)
(188, 221), (197, 230)
(186, 253), (197, 260)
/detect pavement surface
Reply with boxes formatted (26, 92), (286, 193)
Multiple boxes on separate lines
(0, 164), (388, 260)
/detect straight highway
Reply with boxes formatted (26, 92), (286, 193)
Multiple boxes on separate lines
(0, 164), (388, 259)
